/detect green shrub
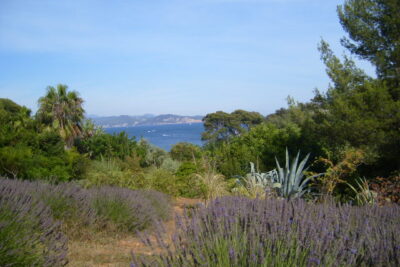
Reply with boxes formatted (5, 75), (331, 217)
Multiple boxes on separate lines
(82, 158), (136, 188)
(175, 162), (203, 198)
(75, 131), (138, 160)
(138, 165), (205, 198)
(160, 157), (181, 173)
(141, 167), (179, 196)
(170, 142), (202, 162)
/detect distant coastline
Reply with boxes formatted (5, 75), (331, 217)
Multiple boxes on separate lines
(102, 121), (203, 129)
(89, 114), (203, 128)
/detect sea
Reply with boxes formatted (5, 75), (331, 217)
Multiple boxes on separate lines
(105, 123), (205, 151)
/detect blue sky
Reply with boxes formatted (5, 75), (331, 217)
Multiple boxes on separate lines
(0, 0), (374, 116)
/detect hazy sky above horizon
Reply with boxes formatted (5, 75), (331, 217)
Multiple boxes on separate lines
(0, 0), (374, 116)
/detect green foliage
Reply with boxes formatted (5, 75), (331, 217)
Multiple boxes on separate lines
(209, 122), (302, 177)
(0, 98), (87, 182)
(175, 161), (204, 198)
(82, 158), (135, 189)
(129, 162), (205, 198)
(37, 84), (85, 148)
(338, 0), (400, 97)
(170, 142), (202, 162)
(202, 110), (264, 144)
(140, 167), (179, 196)
(76, 130), (139, 160)
(0, 99), (86, 181)
(142, 141), (167, 167)
(314, 41), (400, 176)
(160, 157), (181, 173)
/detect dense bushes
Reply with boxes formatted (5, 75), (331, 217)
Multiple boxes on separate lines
(206, 122), (303, 178)
(0, 99), (87, 181)
(133, 197), (400, 266)
(82, 157), (135, 189)
(75, 130), (141, 160)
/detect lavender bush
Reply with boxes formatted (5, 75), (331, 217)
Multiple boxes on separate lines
(0, 178), (68, 266)
(90, 186), (171, 232)
(0, 178), (171, 235)
(133, 197), (400, 267)
(0, 177), (172, 266)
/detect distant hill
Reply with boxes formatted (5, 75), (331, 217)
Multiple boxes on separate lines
(88, 114), (203, 128)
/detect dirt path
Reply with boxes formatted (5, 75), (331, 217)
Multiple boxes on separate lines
(68, 198), (202, 267)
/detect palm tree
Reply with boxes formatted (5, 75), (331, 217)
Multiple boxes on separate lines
(37, 84), (85, 148)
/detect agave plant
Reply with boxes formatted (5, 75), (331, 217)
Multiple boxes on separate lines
(234, 162), (279, 198)
(274, 149), (322, 199)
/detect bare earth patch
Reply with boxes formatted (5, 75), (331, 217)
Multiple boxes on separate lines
(68, 197), (202, 267)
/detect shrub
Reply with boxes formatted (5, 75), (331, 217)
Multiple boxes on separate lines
(143, 144), (167, 168)
(83, 158), (136, 189)
(175, 162), (203, 198)
(0, 178), (68, 266)
(133, 197), (400, 267)
(141, 167), (179, 196)
(311, 147), (366, 196)
(170, 142), (202, 162)
(160, 157), (181, 173)
(75, 131), (138, 160)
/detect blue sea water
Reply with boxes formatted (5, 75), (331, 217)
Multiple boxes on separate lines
(105, 123), (205, 151)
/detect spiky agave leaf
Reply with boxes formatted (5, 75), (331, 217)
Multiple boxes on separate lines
(274, 149), (321, 199)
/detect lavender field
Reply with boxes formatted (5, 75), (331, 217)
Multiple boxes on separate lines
(133, 197), (400, 267)
(2, 177), (399, 266)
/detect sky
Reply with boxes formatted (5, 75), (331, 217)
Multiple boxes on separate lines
(0, 0), (374, 116)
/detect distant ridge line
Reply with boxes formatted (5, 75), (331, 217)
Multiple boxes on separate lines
(89, 114), (204, 128)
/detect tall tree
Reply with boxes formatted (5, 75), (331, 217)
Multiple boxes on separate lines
(37, 84), (85, 148)
(313, 40), (400, 177)
(338, 0), (400, 99)
(202, 110), (264, 144)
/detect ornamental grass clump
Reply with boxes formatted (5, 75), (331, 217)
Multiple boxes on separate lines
(0, 178), (68, 266)
(233, 162), (279, 199)
(132, 196), (400, 267)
